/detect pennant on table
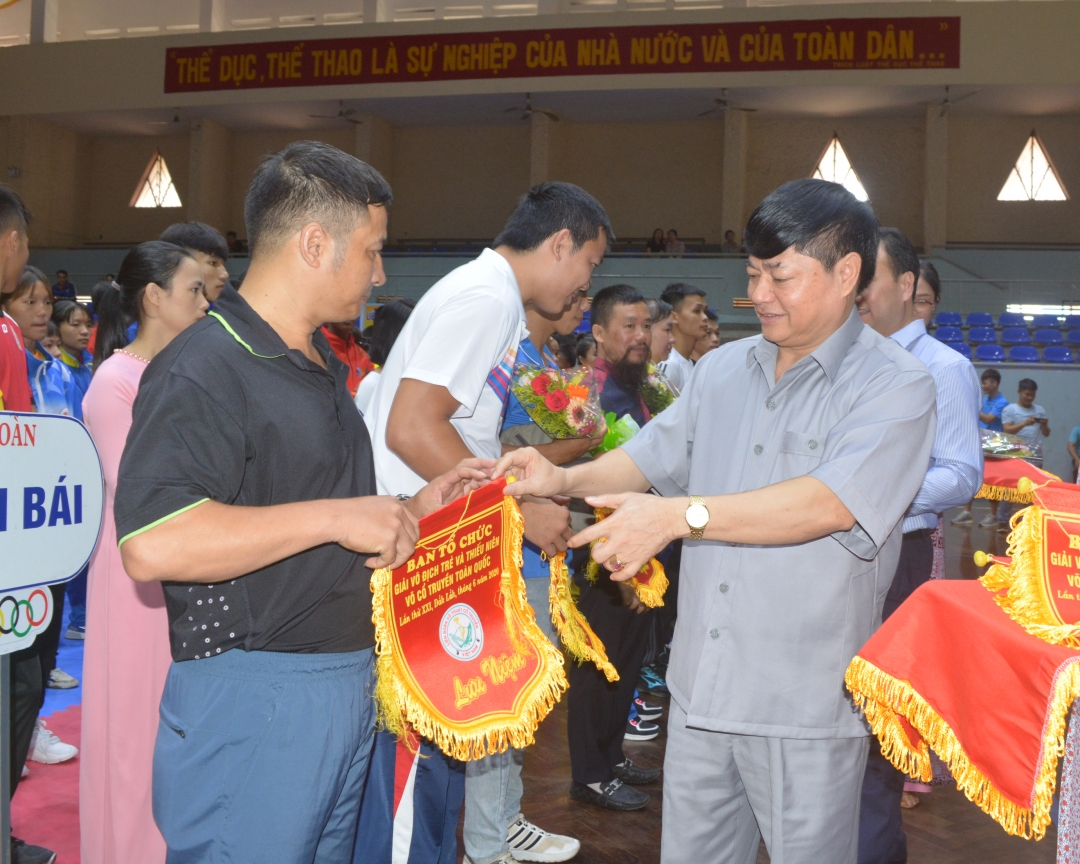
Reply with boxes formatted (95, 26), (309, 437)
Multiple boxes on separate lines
(548, 553), (618, 682)
(977, 457), (1059, 503)
(370, 479), (567, 761)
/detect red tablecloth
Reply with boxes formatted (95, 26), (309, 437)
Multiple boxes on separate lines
(846, 580), (1080, 839)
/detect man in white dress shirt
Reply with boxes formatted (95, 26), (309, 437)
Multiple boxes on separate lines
(656, 283), (707, 392)
(854, 227), (983, 864)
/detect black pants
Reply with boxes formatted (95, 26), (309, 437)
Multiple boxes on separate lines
(35, 584), (67, 696)
(9, 645), (45, 797)
(567, 577), (653, 785)
(858, 529), (934, 864)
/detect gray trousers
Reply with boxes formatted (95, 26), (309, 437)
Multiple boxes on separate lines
(662, 701), (870, 864)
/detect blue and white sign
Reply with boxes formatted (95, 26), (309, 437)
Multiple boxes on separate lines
(0, 411), (105, 594)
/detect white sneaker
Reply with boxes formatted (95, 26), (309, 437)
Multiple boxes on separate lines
(507, 814), (580, 862)
(21, 764), (29, 779)
(46, 668), (78, 689)
(28, 720), (78, 764)
(979, 514), (998, 528)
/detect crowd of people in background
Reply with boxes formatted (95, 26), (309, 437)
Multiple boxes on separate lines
(1, 144), (1077, 864)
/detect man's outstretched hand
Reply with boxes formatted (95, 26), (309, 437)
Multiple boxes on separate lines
(571, 492), (684, 582)
(408, 458), (496, 521)
(494, 447), (569, 500)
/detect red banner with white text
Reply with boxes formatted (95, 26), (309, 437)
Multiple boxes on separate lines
(164, 16), (960, 93)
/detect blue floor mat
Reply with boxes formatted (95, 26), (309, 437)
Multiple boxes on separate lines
(42, 597), (84, 719)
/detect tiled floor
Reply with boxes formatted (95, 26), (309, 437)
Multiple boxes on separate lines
(509, 500), (1062, 864)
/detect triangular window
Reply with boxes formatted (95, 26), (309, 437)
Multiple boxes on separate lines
(997, 132), (1069, 201)
(811, 135), (869, 202)
(129, 149), (182, 208)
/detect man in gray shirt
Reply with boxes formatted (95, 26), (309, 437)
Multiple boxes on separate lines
(494, 179), (936, 863)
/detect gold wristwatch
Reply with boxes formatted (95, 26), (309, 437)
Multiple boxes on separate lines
(685, 496), (710, 541)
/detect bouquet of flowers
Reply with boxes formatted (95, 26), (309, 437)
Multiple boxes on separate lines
(591, 411), (641, 456)
(980, 428), (1036, 460)
(641, 364), (679, 416)
(512, 366), (605, 439)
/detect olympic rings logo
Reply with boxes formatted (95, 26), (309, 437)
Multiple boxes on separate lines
(0, 590), (50, 638)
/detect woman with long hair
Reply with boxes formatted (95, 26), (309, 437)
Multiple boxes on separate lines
(80, 241), (207, 864)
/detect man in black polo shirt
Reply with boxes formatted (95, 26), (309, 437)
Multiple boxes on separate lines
(115, 141), (490, 863)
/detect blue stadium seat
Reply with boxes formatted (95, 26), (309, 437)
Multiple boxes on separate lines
(1033, 328), (1064, 345)
(1064, 315), (1080, 329)
(975, 344), (1005, 362)
(1043, 346), (1075, 364)
(1032, 314), (1061, 328)
(948, 342), (972, 359)
(934, 326), (964, 343)
(968, 327), (997, 344)
(934, 312), (963, 327)
(966, 312), (995, 327)
(1009, 346), (1040, 363)
(1067, 330), (1080, 346)
(998, 312), (1027, 328)
(1001, 327), (1031, 345)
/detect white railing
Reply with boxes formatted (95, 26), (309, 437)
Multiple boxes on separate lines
(0, 0), (1041, 45)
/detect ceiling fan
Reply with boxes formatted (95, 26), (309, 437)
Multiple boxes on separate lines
(938, 85), (980, 118)
(698, 89), (757, 117)
(308, 101), (364, 125)
(504, 93), (559, 122)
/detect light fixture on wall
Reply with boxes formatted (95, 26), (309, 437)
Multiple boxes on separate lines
(811, 135), (869, 202)
(130, 149), (182, 208)
(997, 131), (1069, 202)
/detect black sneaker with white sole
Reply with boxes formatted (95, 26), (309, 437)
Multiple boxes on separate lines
(11, 837), (56, 864)
(632, 695), (663, 720)
(570, 779), (649, 811)
(614, 758), (661, 785)
(625, 716), (660, 741)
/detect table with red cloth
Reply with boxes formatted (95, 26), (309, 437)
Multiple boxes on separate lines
(845, 579), (1080, 841)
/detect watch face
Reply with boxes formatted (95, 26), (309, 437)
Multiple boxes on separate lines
(686, 502), (709, 530)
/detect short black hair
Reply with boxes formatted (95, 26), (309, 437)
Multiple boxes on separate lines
(591, 284), (646, 329)
(876, 227), (919, 288)
(52, 299), (89, 326)
(160, 222), (230, 261)
(56, 269), (68, 277)
(645, 298), (672, 323)
(245, 141), (392, 261)
(0, 184), (31, 235)
(367, 299), (415, 367)
(576, 333), (596, 361)
(494, 182), (613, 253)
(744, 178), (879, 292)
(981, 368), (1001, 383)
(552, 333), (577, 368)
(919, 261), (941, 303)
(660, 282), (706, 311)
(1018, 378), (1038, 392)
(704, 307), (718, 322)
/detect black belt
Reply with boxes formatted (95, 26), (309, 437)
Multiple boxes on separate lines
(902, 527), (935, 540)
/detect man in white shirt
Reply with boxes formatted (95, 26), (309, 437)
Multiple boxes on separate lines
(656, 283), (707, 392)
(854, 227), (982, 864)
(366, 182), (612, 864)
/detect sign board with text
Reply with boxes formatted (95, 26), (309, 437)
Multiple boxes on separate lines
(0, 412), (105, 593)
(165, 16), (960, 93)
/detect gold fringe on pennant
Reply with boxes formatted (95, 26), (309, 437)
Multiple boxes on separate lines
(976, 483), (1036, 504)
(370, 495), (568, 762)
(632, 560), (669, 609)
(846, 656), (1080, 839)
(548, 553), (619, 682)
(980, 506), (1080, 648)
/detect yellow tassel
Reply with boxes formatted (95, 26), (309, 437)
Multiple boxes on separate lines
(548, 554), (619, 682)
(632, 560), (669, 608)
(369, 496), (569, 762)
(979, 506), (1080, 648)
(846, 656), (1080, 839)
(976, 483), (1035, 504)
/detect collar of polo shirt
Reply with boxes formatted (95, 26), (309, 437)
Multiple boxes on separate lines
(747, 307), (864, 383)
